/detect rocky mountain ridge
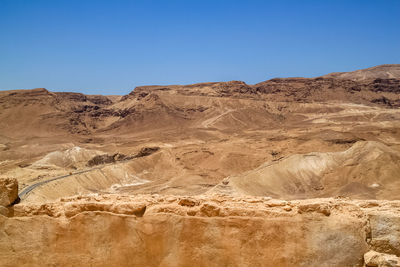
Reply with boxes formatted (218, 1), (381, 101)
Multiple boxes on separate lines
(1, 65), (399, 138)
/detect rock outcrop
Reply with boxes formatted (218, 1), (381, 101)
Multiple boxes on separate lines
(0, 178), (18, 216)
(364, 250), (399, 267)
(86, 147), (159, 167)
(1, 193), (400, 266)
(87, 152), (129, 167)
(0, 178), (18, 207)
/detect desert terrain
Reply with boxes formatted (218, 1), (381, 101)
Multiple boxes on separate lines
(1, 64), (400, 266)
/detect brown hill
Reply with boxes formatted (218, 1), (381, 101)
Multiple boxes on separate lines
(0, 65), (400, 202)
(322, 64), (400, 81)
(1, 65), (399, 139)
(0, 88), (115, 137)
(223, 141), (400, 200)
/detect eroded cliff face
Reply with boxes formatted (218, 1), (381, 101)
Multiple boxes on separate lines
(1, 194), (399, 266)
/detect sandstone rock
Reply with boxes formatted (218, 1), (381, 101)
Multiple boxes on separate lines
(0, 206), (9, 216)
(265, 200), (287, 207)
(368, 212), (400, 256)
(364, 250), (399, 267)
(165, 196), (177, 203)
(187, 210), (197, 216)
(283, 205), (292, 211)
(200, 202), (220, 216)
(360, 201), (380, 208)
(298, 203), (331, 216)
(62, 202), (147, 217)
(244, 198), (263, 203)
(178, 197), (199, 207)
(2, 195), (400, 266)
(0, 178), (18, 207)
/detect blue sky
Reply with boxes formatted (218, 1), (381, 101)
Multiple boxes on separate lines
(1, 0), (399, 95)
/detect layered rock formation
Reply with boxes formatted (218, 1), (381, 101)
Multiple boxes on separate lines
(1, 193), (400, 266)
(223, 141), (400, 200)
(1, 65), (399, 139)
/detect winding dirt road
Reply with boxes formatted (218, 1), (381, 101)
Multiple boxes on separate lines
(18, 167), (103, 199)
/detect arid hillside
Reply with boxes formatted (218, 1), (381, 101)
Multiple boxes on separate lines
(323, 64), (400, 81)
(1, 64), (400, 266)
(0, 64), (400, 202)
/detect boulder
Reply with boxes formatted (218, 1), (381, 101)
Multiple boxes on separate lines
(364, 250), (399, 267)
(178, 197), (199, 207)
(369, 213), (400, 256)
(0, 178), (18, 207)
(200, 203), (220, 217)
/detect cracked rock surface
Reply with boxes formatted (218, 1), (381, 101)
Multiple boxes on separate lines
(1, 194), (400, 266)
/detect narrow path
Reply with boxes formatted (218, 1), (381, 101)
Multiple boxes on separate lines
(18, 166), (102, 199)
(18, 149), (162, 200)
(201, 109), (234, 128)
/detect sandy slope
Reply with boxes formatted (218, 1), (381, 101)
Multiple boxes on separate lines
(225, 141), (400, 199)
(0, 64), (400, 203)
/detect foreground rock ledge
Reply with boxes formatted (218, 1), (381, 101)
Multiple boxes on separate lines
(1, 194), (400, 267)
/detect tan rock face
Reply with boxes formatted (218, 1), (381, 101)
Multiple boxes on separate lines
(364, 250), (399, 267)
(0, 205), (8, 216)
(1, 194), (400, 266)
(0, 178), (18, 207)
(368, 212), (400, 256)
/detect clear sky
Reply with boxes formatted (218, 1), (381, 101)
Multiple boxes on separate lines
(1, 0), (399, 95)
